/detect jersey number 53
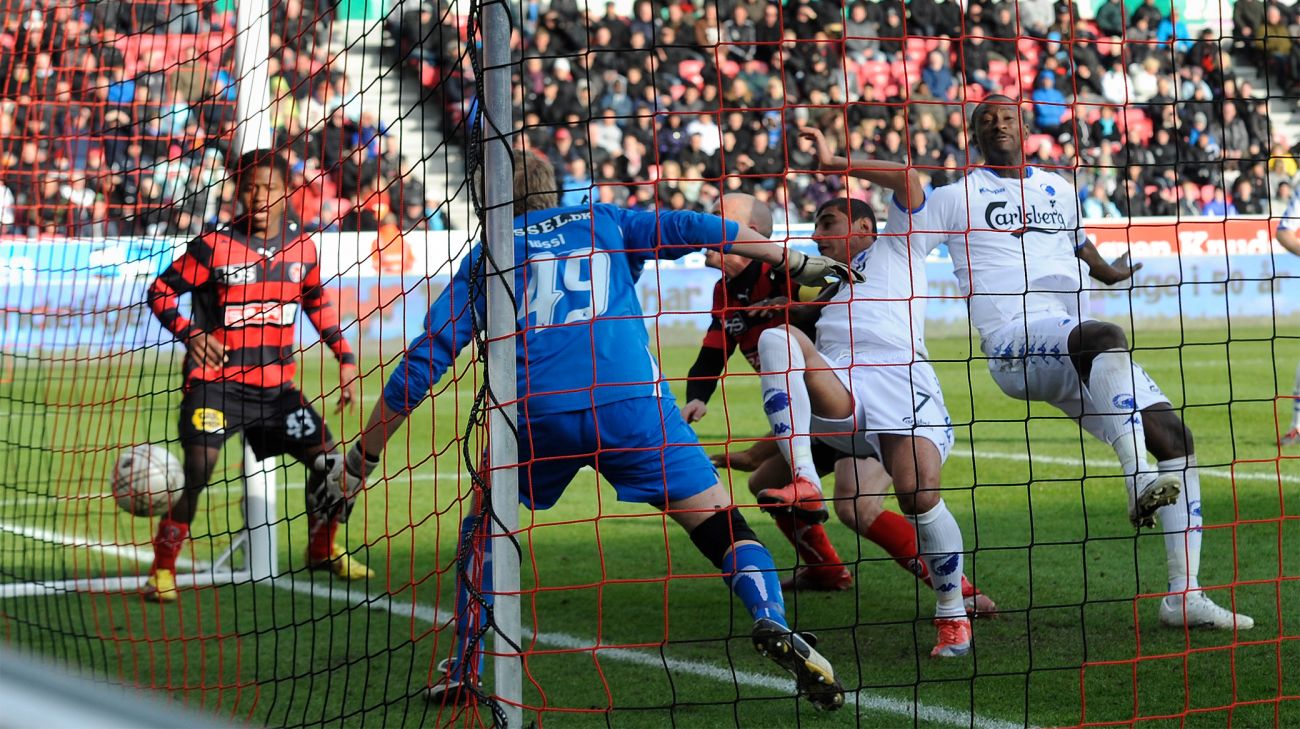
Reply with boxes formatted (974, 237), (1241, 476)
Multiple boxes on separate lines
(519, 248), (611, 329)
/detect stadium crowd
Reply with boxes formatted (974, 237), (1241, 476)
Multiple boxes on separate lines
(400, 0), (1300, 227)
(0, 0), (446, 238)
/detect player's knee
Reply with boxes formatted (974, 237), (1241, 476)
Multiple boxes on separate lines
(834, 493), (883, 532)
(900, 487), (940, 515)
(1083, 321), (1129, 352)
(688, 508), (760, 570)
(1143, 405), (1193, 458)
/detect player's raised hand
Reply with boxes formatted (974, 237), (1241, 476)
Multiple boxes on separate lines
(337, 363), (359, 413)
(681, 399), (708, 423)
(781, 249), (865, 286)
(185, 331), (226, 369)
(1097, 253), (1144, 284)
(798, 127), (836, 169)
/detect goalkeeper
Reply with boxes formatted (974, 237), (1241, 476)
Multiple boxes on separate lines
(327, 151), (858, 710)
(143, 150), (369, 603)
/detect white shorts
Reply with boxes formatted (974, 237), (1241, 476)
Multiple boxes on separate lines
(810, 357), (954, 463)
(984, 316), (1169, 442)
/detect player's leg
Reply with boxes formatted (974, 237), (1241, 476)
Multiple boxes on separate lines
(269, 387), (372, 579)
(146, 385), (236, 602)
(145, 443), (222, 602)
(1140, 401), (1254, 630)
(831, 456), (997, 617)
(759, 443), (852, 591)
(711, 436), (779, 473)
(1067, 320), (1180, 525)
(1283, 361), (1300, 446)
(666, 484), (843, 711)
(607, 397), (842, 710)
(754, 325), (853, 521)
(877, 434), (971, 657)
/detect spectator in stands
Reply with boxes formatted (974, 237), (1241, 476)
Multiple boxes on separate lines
(1219, 102), (1251, 163)
(561, 158), (594, 207)
(1257, 5), (1298, 91)
(1233, 0), (1266, 49)
(1200, 187), (1234, 216)
(922, 51), (954, 101)
(1131, 0), (1164, 29)
(1232, 178), (1266, 215)
(1095, 0), (1125, 38)
(1031, 74), (1069, 137)
(1084, 184), (1123, 218)
(1100, 58), (1132, 104)
(721, 5), (756, 64)
(1276, 182), (1295, 215)
(1114, 178), (1150, 218)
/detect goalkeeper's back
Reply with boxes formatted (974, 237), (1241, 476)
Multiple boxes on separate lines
(382, 155), (740, 418)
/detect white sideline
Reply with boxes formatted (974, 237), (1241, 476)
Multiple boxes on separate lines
(0, 519), (206, 572)
(947, 448), (1299, 485)
(0, 526), (1027, 728)
(278, 579), (1029, 729)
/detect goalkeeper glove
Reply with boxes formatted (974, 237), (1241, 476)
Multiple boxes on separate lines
(779, 250), (864, 287)
(311, 445), (379, 523)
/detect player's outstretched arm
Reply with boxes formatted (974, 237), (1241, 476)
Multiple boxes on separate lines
(800, 127), (926, 211)
(1077, 240), (1143, 285)
(337, 245), (484, 488)
(147, 237), (225, 369)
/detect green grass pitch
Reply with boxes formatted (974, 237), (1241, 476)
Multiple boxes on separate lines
(0, 322), (1296, 728)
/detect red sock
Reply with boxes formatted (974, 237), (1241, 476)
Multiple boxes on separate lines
(152, 517), (190, 572)
(773, 512), (843, 568)
(865, 510), (932, 586)
(308, 516), (339, 562)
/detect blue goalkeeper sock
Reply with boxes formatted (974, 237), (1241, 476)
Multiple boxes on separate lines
(450, 515), (492, 682)
(722, 543), (787, 627)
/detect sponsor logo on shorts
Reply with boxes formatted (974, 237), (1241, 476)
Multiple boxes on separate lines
(192, 408), (225, 433)
(223, 301), (300, 327)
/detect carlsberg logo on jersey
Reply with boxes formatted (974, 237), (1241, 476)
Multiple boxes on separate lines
(983, 200), (1068, 238)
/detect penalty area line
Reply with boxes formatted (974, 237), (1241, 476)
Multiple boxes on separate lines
(949, 448), (1298, 485)
(277, 579), (1029, 729)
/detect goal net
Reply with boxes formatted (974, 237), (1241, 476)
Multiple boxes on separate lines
(1, 0), (1297, 726)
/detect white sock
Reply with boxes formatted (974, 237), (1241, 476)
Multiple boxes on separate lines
(1291, 362), (1300, 431)
(1089, 349), (1153, 478)
(911, 500), (966, 618)
(1157, 455), (1203, 595)
(757, 328), (821, 488)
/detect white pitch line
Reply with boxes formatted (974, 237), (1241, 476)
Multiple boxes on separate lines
(948, 448), (1298, 485)
(0, 521), (1027, 728)
(277, 579), (1027, 729)
(0, 520), (206, 571)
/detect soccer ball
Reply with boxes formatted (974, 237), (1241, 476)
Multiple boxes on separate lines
(112, 444), (183, 517)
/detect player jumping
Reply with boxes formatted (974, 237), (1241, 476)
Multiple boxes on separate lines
(325, 151), (858, 709)
(748, 129), (978, 657)
(1274, 185), (1300, 447)
(921, 95), (1252, 630)
(143, 150), (370, 603)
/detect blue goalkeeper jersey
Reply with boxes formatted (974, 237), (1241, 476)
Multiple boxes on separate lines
(383, 203), (741, 416)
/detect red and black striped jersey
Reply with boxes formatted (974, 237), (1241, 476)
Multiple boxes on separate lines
(148, 218), (356, 389)
(685, 261), (801, 405)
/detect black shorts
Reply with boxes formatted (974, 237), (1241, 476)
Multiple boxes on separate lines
(812, 440), (846, 476)
(179, 381), (334, 460)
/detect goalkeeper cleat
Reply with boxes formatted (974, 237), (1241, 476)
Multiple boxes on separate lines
(781, 566), (854, 592)
(425, 658), (481, 706)
(930, 617), (973, 658)
(1127, 472), (1181, 529)
(751, 618), (845, 711)
(1159, 591), (1255, 631)
(961, 576), (998, 619)
(307, 544), (375, 581)
(1281, 428), (1300, 447)
(143, 569), (178, 603)
(757, 477), (829, 524)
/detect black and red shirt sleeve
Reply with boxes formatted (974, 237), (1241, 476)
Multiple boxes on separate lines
(685, 279), (737, 404)
(301, 245), (357, 367)
(147, 235), (212, 341)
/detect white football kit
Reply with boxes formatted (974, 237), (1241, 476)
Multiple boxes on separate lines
(809, 200), (954, 461)
(920, 166), (1168, 440)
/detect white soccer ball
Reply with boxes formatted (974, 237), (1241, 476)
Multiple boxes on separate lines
(112, 444), (183, 517)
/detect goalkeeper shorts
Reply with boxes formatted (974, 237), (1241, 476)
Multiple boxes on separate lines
(179, 381), (333, 460)
(517, 397), (717, 510)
